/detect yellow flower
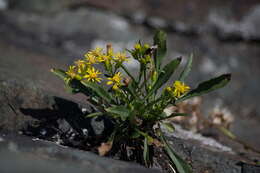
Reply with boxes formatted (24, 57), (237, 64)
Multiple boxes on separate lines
(83, 67), (102, 83)
(88, 47), (103, 57)
(66, 65), (77, 78)
(173, 81), (190, 98)
(134, 43), (141, 50)
(74, 60), (86, 74)
(114, 52), (128, 63)
(165, 87), (172, 92)
(99, 55), (112, 62)
(107, 72), (122, 90)
(112, 84), (120, 90)
(84, 47), (104, 65)
(143, 43), (150, 49)
(140, 55), (151, 64)
(85, 54), (99, 65)
(65, 65), (82, 81)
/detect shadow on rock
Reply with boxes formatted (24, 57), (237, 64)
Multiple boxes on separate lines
(20, 96), (114, 148)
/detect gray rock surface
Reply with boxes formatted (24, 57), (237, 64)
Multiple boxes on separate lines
(0, 78), (259, 173)
(1, 1), (260, 172)
(0, 132), (160, 173)
(1, 6), (260, 149)
(0, 0), (8, 10)
(9, 0), (71, 13)
(208, 5), (260, 41)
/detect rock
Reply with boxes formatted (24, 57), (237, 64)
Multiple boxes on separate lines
(1, 78), (259, 173)
(9, 0), (71, 13)
(242, 163), (260, 173)
(240, 5), (260, 40)
(0, 0), (8, 10)
(0, 8), (142, 58)
(208, 5), (260, 41)
(0, 80), (54, 132)
(1, 3), (260, 170)
(0, 132), (160, 173)
(163, 123), (260, 173)
(146, 16), (167, 29)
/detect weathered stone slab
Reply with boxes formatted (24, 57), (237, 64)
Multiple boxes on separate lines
(0, 132), (160, 173)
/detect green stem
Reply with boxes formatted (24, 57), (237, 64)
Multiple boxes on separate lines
(88, 97), (106, 113)
(217, 126), (260, 154)
(138, 66), (143, 84)
(144, 68), (148, 93)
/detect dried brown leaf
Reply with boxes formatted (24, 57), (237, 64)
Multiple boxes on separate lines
(98, 141), (113, 156)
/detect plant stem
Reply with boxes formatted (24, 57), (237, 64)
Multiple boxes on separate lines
(202, 116), (260, 155)
(217, 125), (260, 154)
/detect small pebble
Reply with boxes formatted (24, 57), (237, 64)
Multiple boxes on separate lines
(82, 129), (88, 136)
(81, 108), (88, 113)
(40, 129), (47, 136)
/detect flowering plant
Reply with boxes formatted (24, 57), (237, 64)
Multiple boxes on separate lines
(51, 30), (231, 172)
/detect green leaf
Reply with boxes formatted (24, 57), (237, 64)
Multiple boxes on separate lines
(105, 105), (131, 121)
(51, 68), (67, 80)
(51, 69), (82, 94)
(161, 122), (175, 133)
(121, 84), (140, 100)
(158, 112), (189, 121)
(153, 30), (167, 70)
(134, 129), (154, 144)
(218, 126), (236, 140)
(179, 54), (193, 81)
(85, 112), (103, 118)
(64, 83), (80, 94)
(81, 81), (114, 104)
(146, 57), (182, 99)
(160, 133), (192, 173)
(131, 131), (141, 139)
(143, 137), (149, 167)
(177, 74), (231, 103)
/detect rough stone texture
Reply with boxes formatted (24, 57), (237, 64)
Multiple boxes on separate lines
(0, 78), (259, 173)
(1, 6), (260, 149)
(9, 0), (71, 13)
(0, 0), (8, 10)
(1, 1), (260, 172)
(208, 5), (260, 41)
(0, 132), (160, 173)
(167, 136), (240, 173)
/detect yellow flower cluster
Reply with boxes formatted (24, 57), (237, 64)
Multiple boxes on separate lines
(166, 81), (190, 98)
(65, 45), (126, 90)
(107, 72), (122, 90)
(132, 43), (151, 64)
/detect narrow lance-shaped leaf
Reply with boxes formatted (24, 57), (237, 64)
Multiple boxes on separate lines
(85, 112), (103, 118)
(160, 122), (175, 133)
(51, 68), (81, 94)
(153, 30), (167, 71)
(51, 68), (67, 80)
(158, 112), (189, 121)
(177, 74), (231, 103)
(145, 57), (182, 99)
(179, 54), (193, 81)
(143, 137), (149, 167)
(160, 133), (192, 173)
(81, 81), (114, 104)
(105, 105), (131, 121)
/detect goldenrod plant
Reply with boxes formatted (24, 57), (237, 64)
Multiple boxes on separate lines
(51, 30), (231, 173)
